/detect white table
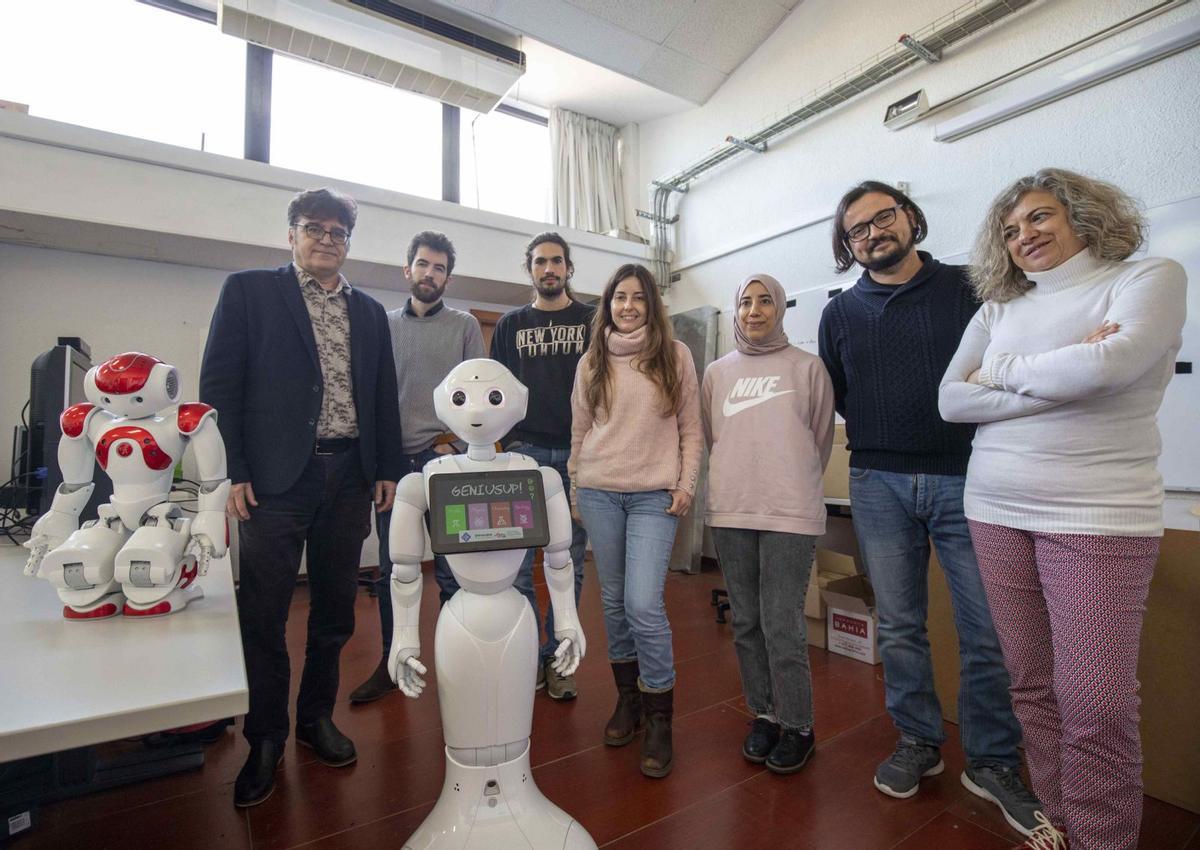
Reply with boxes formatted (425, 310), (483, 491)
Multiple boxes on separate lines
(0, 542), (248, 763)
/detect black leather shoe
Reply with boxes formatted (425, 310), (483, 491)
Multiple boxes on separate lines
(767, 729), (814, 775)
(742, 717), (781, 764)
(349, 658), (398, 704)
(296, 717), (357, 767)
(234, 739), (284, 807)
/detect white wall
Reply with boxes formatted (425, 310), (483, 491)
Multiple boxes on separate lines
(637, 0), (1200, 326)
(0, 243), (516, 478)
(0, 107), (655, 481)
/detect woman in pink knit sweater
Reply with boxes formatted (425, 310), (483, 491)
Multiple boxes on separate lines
(702, 274), (835, 775)
(569, 263), (702, 779)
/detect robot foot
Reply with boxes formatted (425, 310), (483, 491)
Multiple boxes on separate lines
(64, 591), (126, 621)
(404, 744), (597, 850)
(123, 584), (204, 618)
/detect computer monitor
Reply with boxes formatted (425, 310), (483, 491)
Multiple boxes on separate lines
(25, 339), (112, 518)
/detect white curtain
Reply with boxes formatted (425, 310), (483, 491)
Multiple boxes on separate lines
(549, 107), (628, 235)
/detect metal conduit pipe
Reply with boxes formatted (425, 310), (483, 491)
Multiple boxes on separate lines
(657, 0), (1039, 192)
(649, 0), (1043, 291)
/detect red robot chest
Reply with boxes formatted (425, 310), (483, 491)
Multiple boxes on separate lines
(95, 426), (175, 472)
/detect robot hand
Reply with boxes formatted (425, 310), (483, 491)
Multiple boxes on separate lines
(388, 648), (428, 698)
(550, 629), (586, 677)
(23, 511), (81, 577)
(189, 511), (228, 575)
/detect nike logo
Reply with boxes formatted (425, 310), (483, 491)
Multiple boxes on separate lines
(722, 375), (793, 417)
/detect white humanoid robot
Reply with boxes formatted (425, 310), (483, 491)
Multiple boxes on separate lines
(387, 359), (597, 850)
(24, 352), (230, 619)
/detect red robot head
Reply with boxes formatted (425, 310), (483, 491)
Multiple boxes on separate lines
(85, 352), (181, 418)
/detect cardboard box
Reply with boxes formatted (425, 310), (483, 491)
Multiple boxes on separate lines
(804, 568), (847, 620)
(821, 575), (880, 665)
(816, 549), (858, 578)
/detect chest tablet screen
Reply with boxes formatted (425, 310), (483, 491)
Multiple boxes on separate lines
(426, 469), (550, 555)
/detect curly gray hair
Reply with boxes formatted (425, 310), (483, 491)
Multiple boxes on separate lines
(970, 168), (1146, 303)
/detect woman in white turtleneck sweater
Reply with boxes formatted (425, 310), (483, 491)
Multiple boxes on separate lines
(939, 168), (1186, 850)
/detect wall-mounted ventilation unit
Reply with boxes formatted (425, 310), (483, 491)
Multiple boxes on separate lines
(218, 0), (525, 112)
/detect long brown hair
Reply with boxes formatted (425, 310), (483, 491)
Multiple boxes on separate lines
(582, 264), (682, 419)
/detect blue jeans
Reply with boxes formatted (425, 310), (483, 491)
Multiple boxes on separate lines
(511, 443), (588, 663)
(576, 488), (678, 691)
(848, 468), (1022, 767)
(373, 449), (457, 653)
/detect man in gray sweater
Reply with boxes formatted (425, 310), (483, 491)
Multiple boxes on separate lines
(349, 230), (485, 703)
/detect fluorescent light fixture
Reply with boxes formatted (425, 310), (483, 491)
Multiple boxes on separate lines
(934, 12), (1200, 142)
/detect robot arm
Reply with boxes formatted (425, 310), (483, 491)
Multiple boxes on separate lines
(387, 472), (429, 698)
(541, 466), (586, 675)
(179, 404), (230, 573)
(24, 403), (104, 576)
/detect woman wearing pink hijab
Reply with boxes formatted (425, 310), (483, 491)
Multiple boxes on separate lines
(701, 273), (836, 773)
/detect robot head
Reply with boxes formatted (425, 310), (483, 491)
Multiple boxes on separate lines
(85, 352), (181, 419)
(434, 359), (528, 448)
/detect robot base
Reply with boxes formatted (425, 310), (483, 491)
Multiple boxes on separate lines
(63, 591), (126, 621)
(123, 584), (204, 618)
(404, 743), (597, 850)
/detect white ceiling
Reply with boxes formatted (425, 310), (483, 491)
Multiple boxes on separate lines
(507, 38), (696, 126)
(432, 0), (801, 108)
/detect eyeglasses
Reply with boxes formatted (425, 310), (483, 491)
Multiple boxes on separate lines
(845, 206), (902, 243)
(295, 222), (350, 245)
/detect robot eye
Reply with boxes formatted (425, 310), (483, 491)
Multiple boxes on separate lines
(488, 390), (504, 406)
(134, 396), (143, 403)
(103, 397), (111, 404)
(451, 390), (467, 406)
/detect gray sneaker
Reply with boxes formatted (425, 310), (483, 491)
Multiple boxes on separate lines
(544, 660), (578, 701)
(873, 739), (944, 798)
(962, 764), (1044, 838)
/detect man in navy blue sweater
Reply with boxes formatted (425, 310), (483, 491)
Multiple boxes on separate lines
(818, 182), (1041, 838)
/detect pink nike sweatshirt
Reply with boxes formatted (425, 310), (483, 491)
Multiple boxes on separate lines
(701, 346), (836, 535)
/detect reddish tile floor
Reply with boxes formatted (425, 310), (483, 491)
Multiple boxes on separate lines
(16, 560), (1199, 849)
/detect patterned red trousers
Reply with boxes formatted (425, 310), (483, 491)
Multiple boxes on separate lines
(968, 520), (1159, 850)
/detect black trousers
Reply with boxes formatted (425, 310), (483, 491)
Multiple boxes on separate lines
(237, 449), (371, 745)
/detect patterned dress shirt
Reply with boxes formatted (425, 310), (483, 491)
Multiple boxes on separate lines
(295, 264), (358, 439)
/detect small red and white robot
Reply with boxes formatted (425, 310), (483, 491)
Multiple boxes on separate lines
(24, 352), (230, 620)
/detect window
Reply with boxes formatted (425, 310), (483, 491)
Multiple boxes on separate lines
(461, 108), (550, 222)
(0, 0), (245, 157)
(270, 54), (441, 200)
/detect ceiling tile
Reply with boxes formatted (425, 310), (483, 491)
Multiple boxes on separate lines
(637, 45), (728, 104)
(437, 0), (501, 18)
(664, 0), (790, 75)
(560, 0), (698, 44)
(492, 0), (658, 70)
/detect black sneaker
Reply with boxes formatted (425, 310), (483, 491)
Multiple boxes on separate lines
(962, 763), (1044, 838)
(766, 729), (815, 775)
(742, 717), (781, 764)
(873, 738), (943, 798)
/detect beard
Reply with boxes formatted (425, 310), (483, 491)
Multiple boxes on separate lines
(533, 274), (566, 299)
(410, 278), (446, 304)
(858, 232), (915, 272)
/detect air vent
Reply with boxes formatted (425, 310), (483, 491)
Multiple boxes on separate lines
(219, 0), (525, 112)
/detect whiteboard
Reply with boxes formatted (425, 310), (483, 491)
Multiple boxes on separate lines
(1143, 196), (1199, 491)
(782, 196), (1198, 491)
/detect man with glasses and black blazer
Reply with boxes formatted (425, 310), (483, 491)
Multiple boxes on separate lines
(817, 182), (1042, 839)
(200, 187), (402, 808)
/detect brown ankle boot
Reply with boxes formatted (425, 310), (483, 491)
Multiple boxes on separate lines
(640, 686), (673, 778)
(604, 660), (643, 746)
